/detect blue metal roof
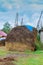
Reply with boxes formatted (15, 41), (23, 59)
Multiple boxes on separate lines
(25, 25), (34, 31)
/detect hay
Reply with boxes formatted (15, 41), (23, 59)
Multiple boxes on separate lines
(0, 40), (5, 46)
(6, 26), (37, 51)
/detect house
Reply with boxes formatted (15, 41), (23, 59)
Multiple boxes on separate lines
(0, 30), (7, 37)
(37, 11), (43, 43)
(0, 31), (7, 46)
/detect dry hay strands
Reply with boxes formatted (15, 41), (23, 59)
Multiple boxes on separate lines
(1, 62), (15, 65)
(6, 26), (37, 51)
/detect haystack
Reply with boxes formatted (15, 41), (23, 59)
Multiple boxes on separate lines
(5, 26), (37, 51)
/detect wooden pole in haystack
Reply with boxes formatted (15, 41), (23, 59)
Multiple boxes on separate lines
(21, 18), (23, 26)
(15, 12), (19, 27)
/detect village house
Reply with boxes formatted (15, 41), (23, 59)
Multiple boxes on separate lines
(0, 30), (7, 46)
(0, 30), (7, 37)
(37, 11), (43, 43)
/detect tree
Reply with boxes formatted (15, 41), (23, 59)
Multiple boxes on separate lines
(2, 22), (12, 34)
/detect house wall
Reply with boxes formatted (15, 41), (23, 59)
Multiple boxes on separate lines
(40, 31), (43, 43)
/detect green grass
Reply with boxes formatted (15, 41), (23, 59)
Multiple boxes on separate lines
(16, 55), (43, 65)
(0, 47), (43, 65)
(0, 47), (8, 56)
(16, 50), (43, 65)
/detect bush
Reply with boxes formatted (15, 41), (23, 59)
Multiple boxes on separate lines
(35, 34), (41, 50)
(37, 34), (40, 41)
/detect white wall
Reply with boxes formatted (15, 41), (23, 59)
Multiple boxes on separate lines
(40, 31), (43, 43)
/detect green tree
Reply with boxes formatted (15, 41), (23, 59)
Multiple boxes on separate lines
(2, 22), (12, 34)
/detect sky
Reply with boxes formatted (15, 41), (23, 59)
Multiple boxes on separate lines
(0, 0), (43, 29)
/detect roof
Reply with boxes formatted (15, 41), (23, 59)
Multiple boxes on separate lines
(0, 31), (7, 37)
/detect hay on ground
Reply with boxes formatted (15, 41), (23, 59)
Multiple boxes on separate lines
(6, 26), (37, 51)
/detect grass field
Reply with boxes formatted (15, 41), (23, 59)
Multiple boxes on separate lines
(0, 47), (43, 65)
(16, 50), (43, 65)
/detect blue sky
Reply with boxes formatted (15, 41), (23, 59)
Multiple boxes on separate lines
(0, 0), (43, 29)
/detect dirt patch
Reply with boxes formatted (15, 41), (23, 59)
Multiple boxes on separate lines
(0, 55), (17, 65)
(3, 62), (15, 65)
(0, 57), (16, 62)
(0, 62), (15, 65)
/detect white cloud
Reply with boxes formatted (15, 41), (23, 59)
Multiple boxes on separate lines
(0, 12), (43, 29)
(0, 0), (43, 12)
(23, 15), (29, 23)
(0, 21), (5, 29)
(30, 4), (43, 11)
(13, 0), (43, 12)
(18, 14), (33, 26)
(0, 0), (43, 29)
(31, 12), (43, 28)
